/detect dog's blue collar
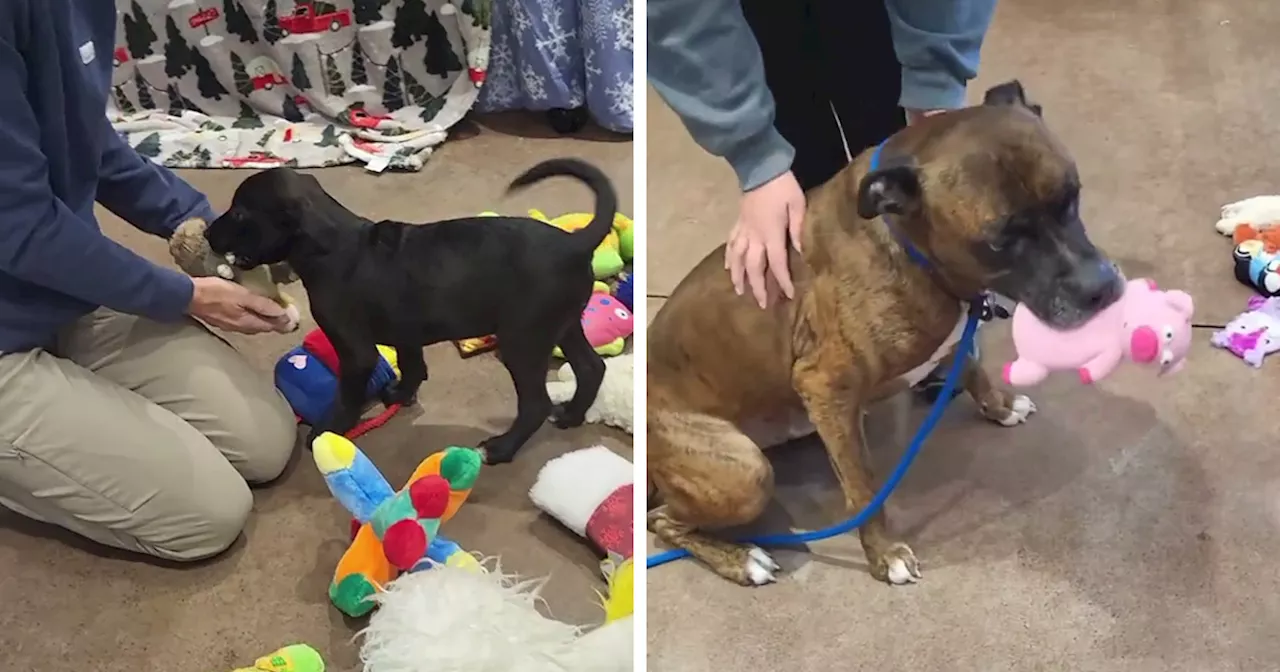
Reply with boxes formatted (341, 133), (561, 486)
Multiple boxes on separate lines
(868, 141), (932, 269)
(869, 140), (1008, 321)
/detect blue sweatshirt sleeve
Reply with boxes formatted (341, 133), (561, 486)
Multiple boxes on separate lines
(97, 116), (218, 237)
(885, 0), (998, 111)
(0, 39), (194, 322)
(647, 0), (794, 192)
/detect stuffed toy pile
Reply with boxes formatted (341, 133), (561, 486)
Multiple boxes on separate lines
(457, 210), (635, 358)
(275, 329), (404, 439)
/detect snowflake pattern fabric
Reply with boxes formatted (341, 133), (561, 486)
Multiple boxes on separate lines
(475, 0), (633, 132)
(110, 0), (492, 170)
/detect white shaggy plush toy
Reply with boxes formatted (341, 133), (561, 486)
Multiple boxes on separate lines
(1215, 195), (1280, 236)
(357, 562), (633, 672)
(547, 352), (633, 434)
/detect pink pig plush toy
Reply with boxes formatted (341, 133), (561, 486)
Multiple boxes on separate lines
(1003, 278), (1195, 386)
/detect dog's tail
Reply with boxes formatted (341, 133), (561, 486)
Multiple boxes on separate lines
(507, 158), (619, 256)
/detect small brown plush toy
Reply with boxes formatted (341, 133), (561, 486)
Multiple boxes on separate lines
(169, 218), (302, 331)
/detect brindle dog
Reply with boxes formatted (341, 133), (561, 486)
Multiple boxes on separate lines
(646, 81), (1124, 586)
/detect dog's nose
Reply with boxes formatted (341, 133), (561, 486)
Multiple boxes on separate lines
(1076, 260), (1122, 311)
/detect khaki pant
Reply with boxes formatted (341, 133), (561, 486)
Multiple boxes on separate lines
(0, 308), (297, 561)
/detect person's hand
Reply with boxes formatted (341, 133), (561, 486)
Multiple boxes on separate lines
(906, 108), (947, 125)
(725, 170), (805, 309)
(187, 276), (292, 334)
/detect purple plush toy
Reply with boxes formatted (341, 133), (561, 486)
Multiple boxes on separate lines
(1210, 296), (1280, 367)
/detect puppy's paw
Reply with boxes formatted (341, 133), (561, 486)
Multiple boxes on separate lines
(871, 542), (921, 586)
(549, 403), (586, 429)
(479, 436), (518, 465)
(382, 381), (420, 407)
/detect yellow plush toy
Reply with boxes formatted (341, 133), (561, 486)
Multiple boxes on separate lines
(528, 209), (627, 279)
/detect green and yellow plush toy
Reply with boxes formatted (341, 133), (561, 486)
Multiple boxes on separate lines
(229, 644), (324, 672)
(527, 209), (631, 279)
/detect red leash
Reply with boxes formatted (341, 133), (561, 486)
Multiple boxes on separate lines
(292, 401), (404, 443)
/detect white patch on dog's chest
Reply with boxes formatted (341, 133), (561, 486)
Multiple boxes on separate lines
(895, 303), (971, 388)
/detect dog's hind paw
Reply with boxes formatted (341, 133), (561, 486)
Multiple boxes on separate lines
(742, 546), (780, 586)
(994, 394), (1037, 427)
(549, 403), (586, 429)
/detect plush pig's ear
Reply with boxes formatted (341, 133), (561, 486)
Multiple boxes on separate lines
(313, 432), (395, 523)
(1165, 290), (1195, 317)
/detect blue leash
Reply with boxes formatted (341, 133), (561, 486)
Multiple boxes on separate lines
(646, 139), (986, 570)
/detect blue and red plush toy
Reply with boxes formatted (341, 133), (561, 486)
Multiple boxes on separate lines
(275, 329), (405, 439)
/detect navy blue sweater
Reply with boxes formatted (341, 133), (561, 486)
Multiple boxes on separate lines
(0, 0), (217, 352)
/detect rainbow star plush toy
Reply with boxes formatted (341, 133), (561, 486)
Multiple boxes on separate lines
(312, 433), (483, 617)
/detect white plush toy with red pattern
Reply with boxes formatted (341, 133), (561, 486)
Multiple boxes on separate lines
(529, 446), (633, 573)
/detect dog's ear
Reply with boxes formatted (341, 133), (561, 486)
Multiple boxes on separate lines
(857, 163), (922, 219)
(983, 80), (1043, 117)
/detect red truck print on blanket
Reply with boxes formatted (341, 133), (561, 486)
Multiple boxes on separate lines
(222, 151), (287, 168)
(253, 71), (287, 91)
(348, 108), (393, 128)
(113, 46), (129, 67)
(280, 2), (352, 36)
(189, 7), (221, 30)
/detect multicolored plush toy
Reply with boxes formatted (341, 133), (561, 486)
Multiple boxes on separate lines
(1211, 296), (1280, 367)
(553, 282), (634, 358)
(1232, 238), (1280, 297)
(313, 433), (483, 617)
(230, 644), (324, 672)
(528, 209), (628, 280)
(275, 329), (404, 439)
(529, 445), (634, 579)
(1003, 278), (1195, 386)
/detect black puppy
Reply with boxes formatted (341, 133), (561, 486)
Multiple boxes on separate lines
(205, 159), (615, 464)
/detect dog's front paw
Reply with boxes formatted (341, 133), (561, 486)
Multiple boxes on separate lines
(741, 546), (780, 586)
(870, 542), (921, 585)
(549, 403), (586, 429)
(479, 435), (518, 465)
(993, 394), (1037, 427)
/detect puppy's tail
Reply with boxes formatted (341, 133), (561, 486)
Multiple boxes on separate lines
(508, 158), (619, 256)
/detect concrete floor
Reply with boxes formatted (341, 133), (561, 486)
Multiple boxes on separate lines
(645, 1), (1280, 670)
(0, 114), (632, 672)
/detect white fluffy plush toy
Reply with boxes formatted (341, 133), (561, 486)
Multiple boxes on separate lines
(547, 353), (633, 434)
(1216, 195), (1280, 235)
(358, 563), (633, 672)
(530, 446), (634, 575)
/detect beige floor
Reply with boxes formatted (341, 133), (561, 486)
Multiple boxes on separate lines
(645, 1), (1280, 670)
(0, 114), (632, 672)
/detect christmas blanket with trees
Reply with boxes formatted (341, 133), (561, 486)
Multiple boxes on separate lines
(110, 0), (491, 171)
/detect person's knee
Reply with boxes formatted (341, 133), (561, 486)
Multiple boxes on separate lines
(151, 476), (253, 562)
(197, 381), (298, 484)
(222, 393), (297, 484)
